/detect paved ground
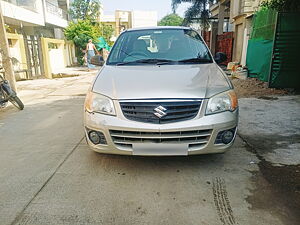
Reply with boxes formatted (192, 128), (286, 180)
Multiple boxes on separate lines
(0, 73), (299, 225)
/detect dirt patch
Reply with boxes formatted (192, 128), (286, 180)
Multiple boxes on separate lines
(231, 78), (288, 98)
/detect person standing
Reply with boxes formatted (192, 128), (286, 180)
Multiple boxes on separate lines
(85, 39), (99, 71)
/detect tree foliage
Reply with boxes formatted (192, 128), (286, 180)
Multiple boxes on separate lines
(5, 24), (11, 33)
(65, 0), (115, 64)
(64, 20), (100, 64)
(64, 20), (115, 64)
(64, 20), (100, 49)
(172, 0), (214, 29)
(260, 0), (300, 12)
(158, 14), (184, 26)
(69, 0), (101, 22)
(98, 23), (114, 46)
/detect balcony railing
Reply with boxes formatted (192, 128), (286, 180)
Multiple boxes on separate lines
(46, 1), (68, 20)
(3, 0), (37, 13)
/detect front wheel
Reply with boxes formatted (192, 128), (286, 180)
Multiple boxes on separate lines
(9, 96), (24, 110)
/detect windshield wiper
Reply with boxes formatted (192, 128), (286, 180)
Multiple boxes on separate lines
(137, 58), (176, 65)
(178, 58), (212, 64)
(116, 58), (175, 66)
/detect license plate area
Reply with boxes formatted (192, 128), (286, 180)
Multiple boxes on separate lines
(132, 143), (188, 156)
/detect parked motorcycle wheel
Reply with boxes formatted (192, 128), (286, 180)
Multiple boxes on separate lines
(9, 96), (24, 110)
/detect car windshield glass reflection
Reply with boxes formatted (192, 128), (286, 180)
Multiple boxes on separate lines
(107, 29), (213, 65)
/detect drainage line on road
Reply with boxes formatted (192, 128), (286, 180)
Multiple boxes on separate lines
(236, 133), (265, 162)
(10, 136), (85, 225)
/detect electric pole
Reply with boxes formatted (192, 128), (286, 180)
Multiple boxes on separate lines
(0, 4), (16, 91)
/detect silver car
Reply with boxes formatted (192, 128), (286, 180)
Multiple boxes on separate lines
(84, 27), (238, 156)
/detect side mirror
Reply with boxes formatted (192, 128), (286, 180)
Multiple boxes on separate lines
(90, 55), (105, 66)
(214, 52), (227, 64)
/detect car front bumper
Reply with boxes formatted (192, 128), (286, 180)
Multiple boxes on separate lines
(84, 103), (238, 156)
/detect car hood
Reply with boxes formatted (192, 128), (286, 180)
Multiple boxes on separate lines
(92, 64), (231, 99)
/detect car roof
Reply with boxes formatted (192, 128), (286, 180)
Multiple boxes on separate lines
(126, 26), (192, 32)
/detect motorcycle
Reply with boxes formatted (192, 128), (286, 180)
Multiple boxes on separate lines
(0, 70), (24, 110)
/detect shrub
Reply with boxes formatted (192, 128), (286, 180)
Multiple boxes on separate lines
(64, 20), (100, 65)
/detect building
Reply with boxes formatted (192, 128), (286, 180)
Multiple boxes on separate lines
(100, 8), (158, 41)
(0, 0), (75, 80)
(208, 0), (233, 61)
(1, 0), (69, 37)
(209, 0), (265, 65)
(230, 0), (263, 65)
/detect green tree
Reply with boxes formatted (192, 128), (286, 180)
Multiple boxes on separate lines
(97, 23), (114, 46)
(172, 0), (214, 29)
(260, 0), (300, 12)
(66, 0), (115, 64)
(64, 20), (100, 64)
(5, 24), (11, 32)
(64, 20), (100, 49)
(158, 13), (184, 26)
(69, 0), (101, 22)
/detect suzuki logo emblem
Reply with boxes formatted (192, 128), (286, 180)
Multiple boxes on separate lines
(154, 105), (167, 118)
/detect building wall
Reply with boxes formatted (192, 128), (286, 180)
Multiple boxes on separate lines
(41, 37), (75, 78)
(131, 11), (157, 28)
(234, 20), (245, 62)
(44, 12), (68, 28)
(44, 0), (69, 28)
(64, 41), (76, 67)
(2, 0), (74, 80)
(0, 0), (45, 26)
(5, 35), (75, 79)
(209, 0), (267, 64)
(115, 10), (130, 36)
(1, 0), (69, 28)
(231, 0), (262, 19)
(101, 10), (158, 40)
(7, 34), (26, 67)
(230, 0), (266, 63)
(230, 0), (241, 20)
(6, 33), (28, 80)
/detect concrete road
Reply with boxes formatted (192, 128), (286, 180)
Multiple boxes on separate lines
(0, 74), (299, 225)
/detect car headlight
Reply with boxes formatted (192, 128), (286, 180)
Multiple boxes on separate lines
(85, 91), (116, 115)
(206, 90), (238, 115)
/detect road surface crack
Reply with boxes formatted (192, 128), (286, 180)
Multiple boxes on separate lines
(10, 136), (84, 225)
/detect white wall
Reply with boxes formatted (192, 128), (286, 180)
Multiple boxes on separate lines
(230, 0), (261, 19)
(118, 11), (129, 22)
(44, 0), (68, 28)
(49, 48), (65, 73)
(8, 39), (22, 70)
(101, 14), (115, 22)
(131, 11), (157, 28)
(45, 12), (68, 28)
(230, 0), (241, 19)
(0, 0), (45, 26)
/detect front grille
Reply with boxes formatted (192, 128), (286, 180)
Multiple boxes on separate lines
(120, 101), (202, 124)
(110, 129), (212, 150)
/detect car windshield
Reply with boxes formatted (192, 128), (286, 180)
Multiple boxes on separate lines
(107, 28), (213, 65)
